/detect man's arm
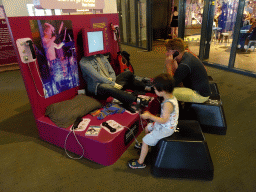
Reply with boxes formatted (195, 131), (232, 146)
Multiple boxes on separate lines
(80, 57), (115, 85)
(165, 58), (178, 76)
(165, 52), (178, 76)
(173, 63), (190, 86)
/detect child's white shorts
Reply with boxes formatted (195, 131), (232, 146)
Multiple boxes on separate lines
(142, 123), (175, 146)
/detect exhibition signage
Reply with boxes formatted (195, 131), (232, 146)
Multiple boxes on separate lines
(33, 0), (105, 9)
(0, 6), (17, 65)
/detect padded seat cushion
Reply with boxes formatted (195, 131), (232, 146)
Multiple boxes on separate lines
(45, 95), (102, 128)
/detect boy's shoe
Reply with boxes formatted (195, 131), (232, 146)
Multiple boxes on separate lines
(128, 159), (146, 169)
(134, 142), (142, 149)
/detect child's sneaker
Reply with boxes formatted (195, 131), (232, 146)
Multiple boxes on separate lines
(134, 142), (142, 149)
(128, 159), (146, 169)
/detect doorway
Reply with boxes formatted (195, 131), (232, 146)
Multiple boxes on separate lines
(183, 0), (204, 57)
(117, 0), (152, 51)
(181, 0), (256, 76)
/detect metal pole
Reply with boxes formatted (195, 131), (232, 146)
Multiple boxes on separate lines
(228, 0), (245, 68)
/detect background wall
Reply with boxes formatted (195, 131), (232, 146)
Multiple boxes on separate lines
(103, 0), (117, 13)
(2, 0), (117, 17)
(152, 0), (169, 39)
(2, 0), (33, 17)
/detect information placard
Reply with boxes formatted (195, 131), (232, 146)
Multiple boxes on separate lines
(0, 17), (17, 65)
(33, 0), (105, 10)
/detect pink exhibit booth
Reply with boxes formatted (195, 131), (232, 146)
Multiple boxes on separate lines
(7, 14), (148, 166)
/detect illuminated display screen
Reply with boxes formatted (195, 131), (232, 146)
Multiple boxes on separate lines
(87, 31), (104, 53)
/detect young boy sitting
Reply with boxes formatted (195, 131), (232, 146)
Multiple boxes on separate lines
(128, 73), (179, 169)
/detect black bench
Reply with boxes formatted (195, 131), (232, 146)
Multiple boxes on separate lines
(151, 120), (214, 180)
(180, 81), (227, 135)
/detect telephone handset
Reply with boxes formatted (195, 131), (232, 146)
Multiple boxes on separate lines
(16, 38), (45, 97)
(173, 51), (179, 59)
(16, 38), (37, 63)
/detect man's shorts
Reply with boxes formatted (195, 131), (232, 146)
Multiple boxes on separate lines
(143, 123), (175, 146)
(173, 87), (209, 103)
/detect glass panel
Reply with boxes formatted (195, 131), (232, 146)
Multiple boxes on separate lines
(27, 4), (35, 16)
(35, 9), (46, 16)
(138, 0), (147, 49)
(117, 0), (148, 49)
(128, 0), (136, 45)
(45, 9), (52, 16)
(206, 0), (239, 66)
(184, 0), (204, 56)
(55, 9), (62, 15)
(234, 1), (256, 73)
(120, 0), (127, 43)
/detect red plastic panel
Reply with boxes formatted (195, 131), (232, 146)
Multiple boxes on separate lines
(7, 14), (119, 119)
(36, 111), (142, 166)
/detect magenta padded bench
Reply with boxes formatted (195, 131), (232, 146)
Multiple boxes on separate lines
(37, 109), (142, 166)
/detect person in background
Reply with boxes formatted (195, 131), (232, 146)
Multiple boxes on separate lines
(214, 6), (222, 27)
(244, 18), (256, 50)
(170, 6), (179, 38)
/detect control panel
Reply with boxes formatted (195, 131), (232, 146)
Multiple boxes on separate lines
(124, 121), (139, 145)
